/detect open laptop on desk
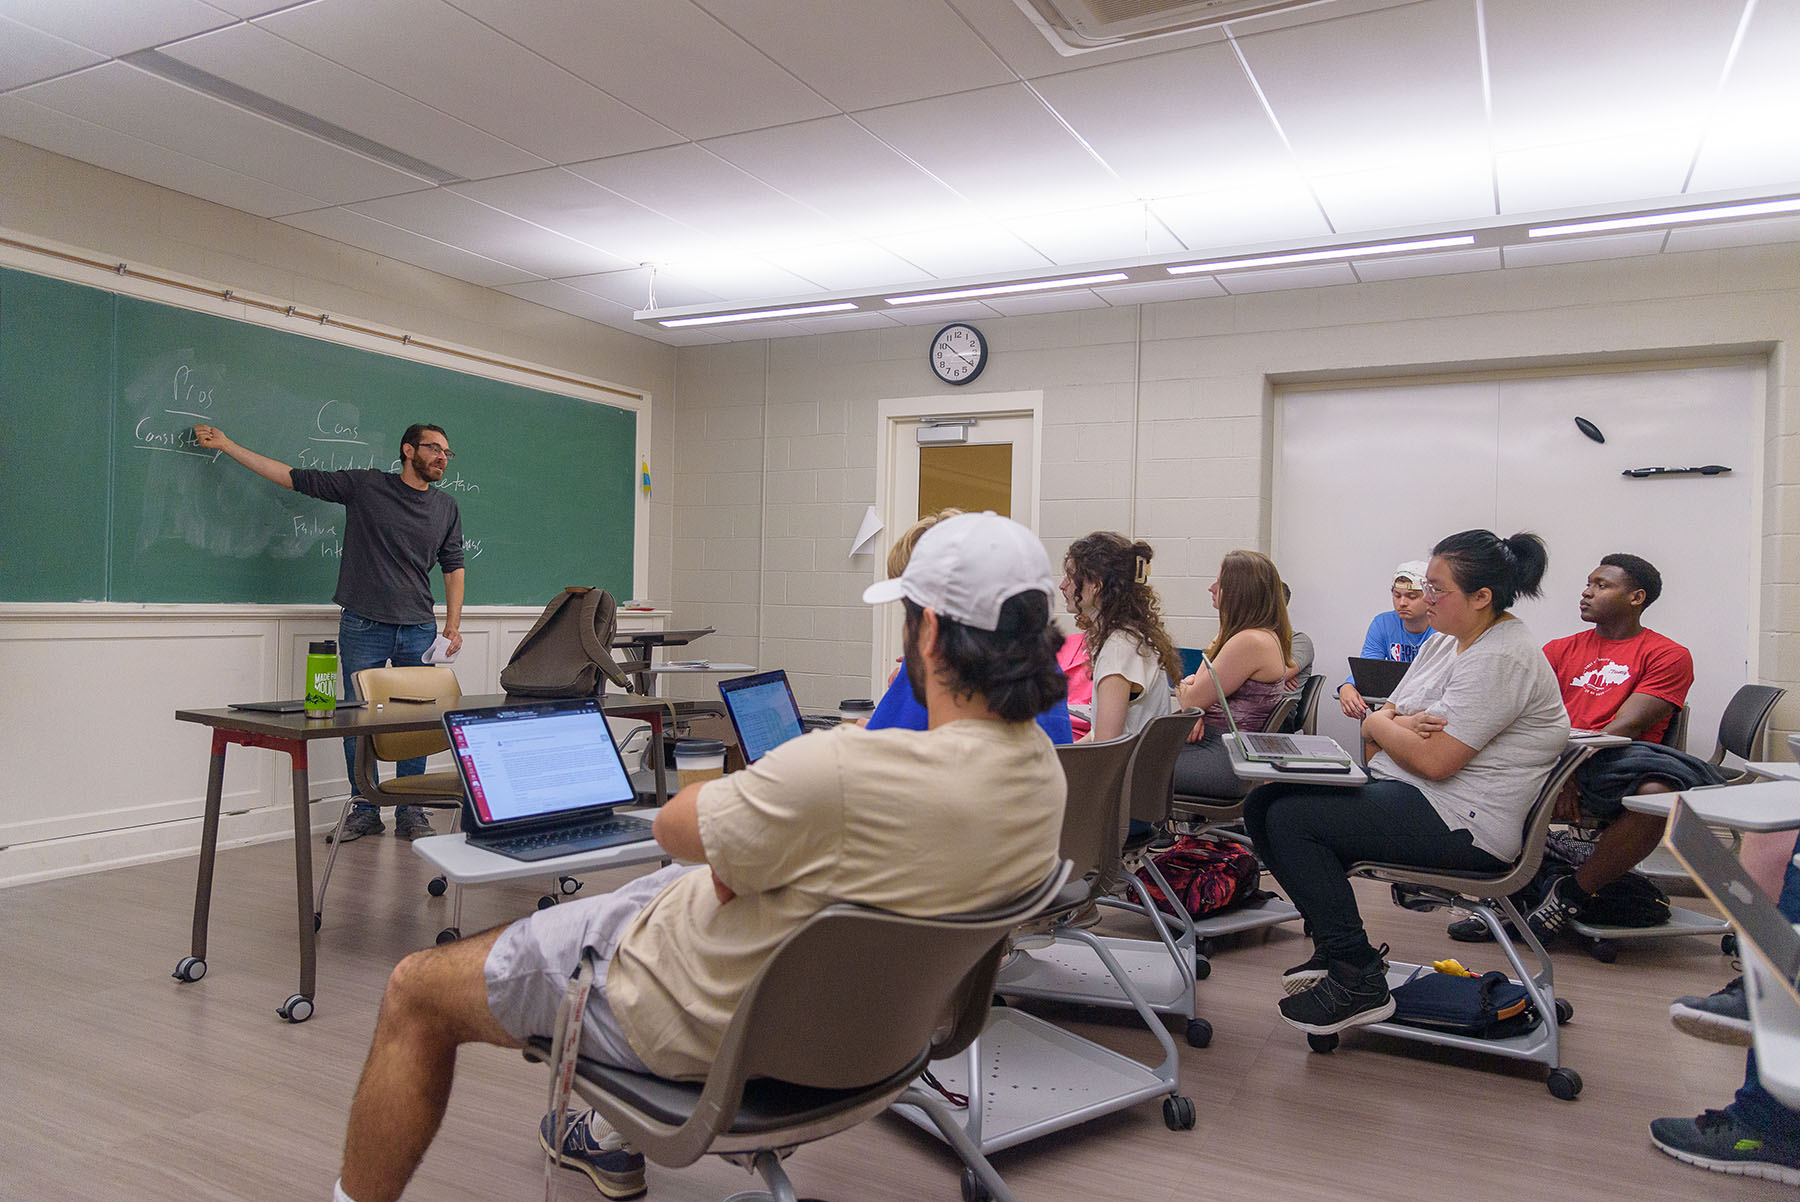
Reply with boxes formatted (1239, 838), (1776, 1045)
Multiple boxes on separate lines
(1196, 653), (1355, 772)
(443, 698), (653, 862)
(718, 670), (808, 763)
(1348, 657), (1410, 703)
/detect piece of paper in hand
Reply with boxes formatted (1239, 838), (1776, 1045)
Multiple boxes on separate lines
(849, 505), (884, 558)
(422, 634), (458, 664)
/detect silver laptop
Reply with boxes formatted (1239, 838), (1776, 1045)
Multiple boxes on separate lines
(443, 698), (653, 862)
(1666, 797), (1800, 989)
(1196, 652), (1354, 771)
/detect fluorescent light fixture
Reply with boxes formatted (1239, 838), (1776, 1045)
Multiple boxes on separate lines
(1527, 197), (1800, 238)
(1166, 235), (1476, 275)
(885, 272), (1129, 306)
(658, 302), (858, 328)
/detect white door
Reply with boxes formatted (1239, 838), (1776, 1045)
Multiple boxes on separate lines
(871, 393), (1041, 688)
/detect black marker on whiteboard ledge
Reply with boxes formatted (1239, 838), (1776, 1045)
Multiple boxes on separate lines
(1621, 464), (1732, 478)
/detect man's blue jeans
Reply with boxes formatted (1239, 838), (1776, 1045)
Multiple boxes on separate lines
(1730, 850), (1800, 1146)
(338, 610), (436, 819)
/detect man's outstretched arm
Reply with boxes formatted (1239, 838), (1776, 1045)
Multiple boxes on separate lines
(193, 425), (294, 489)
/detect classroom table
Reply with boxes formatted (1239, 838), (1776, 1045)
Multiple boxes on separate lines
(171, 691), (702, 1023)
(610, 626), (716, 696)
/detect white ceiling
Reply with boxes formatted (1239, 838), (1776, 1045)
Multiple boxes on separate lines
(3, 0), (1798, 346)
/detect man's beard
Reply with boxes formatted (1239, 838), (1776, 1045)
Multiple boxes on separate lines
(904, 621), (927, 706)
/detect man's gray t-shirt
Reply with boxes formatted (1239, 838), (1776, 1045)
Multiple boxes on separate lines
(290, 468), (464, 625)
(1371, 619), (1569, 859)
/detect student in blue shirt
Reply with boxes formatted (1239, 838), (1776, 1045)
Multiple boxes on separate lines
(1337, 560), (1434, 719)
(866, 509), (1073, 742)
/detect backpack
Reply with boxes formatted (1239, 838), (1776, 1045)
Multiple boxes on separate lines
(1390, 968), (1539, 1038)
(1519, 830), (1671, 928)
(499, 587), (631, 699)
(1135, 835), (1267, 919)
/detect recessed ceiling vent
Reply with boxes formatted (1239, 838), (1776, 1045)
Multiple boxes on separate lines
(1012, 0), (1341, 53)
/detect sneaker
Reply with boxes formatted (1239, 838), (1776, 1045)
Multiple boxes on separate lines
(540, 1110), (646, 1201)
(1650, 1109), (1800, 1185)
(393, 810), (435, 841)
(1446, 913), (1526, 943)
(1670, 977), (1751, 1046)
(1281, 948), (1329, 996)
(1523, 874), (1586, 944)
(326, 806), (383, 844)
(1279, 946), (1394, 1034)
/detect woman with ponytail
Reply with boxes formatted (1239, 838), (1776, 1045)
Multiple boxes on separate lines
(1061, 532), (1181, 743)
(1245, 530), (1570, 1037)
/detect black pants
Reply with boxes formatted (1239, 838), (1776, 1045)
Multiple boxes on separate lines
(1243, 779), (1507, 962)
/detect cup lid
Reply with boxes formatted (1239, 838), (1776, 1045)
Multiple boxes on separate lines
(838, 698), (876, 712)
(674, 738), (727, 756)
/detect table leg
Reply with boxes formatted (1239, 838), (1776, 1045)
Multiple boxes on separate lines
(173, 733), (229, 985)
(281, 749), (317, 1023)
(647, 711), (669, 806)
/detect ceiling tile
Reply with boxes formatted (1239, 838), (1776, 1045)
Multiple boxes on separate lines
(1688, 0), (1800, 193)
(1308, 155), (1496, 233)
(14, 63), (431, 206)
(1496, 133), (1691, 213)
(1350, 246), (1503, 281)
(160, 23), (548, 181)
(873, 222), (1050, 281)
(879, 299), (1001, 326)
(1501, 229), (1669, 269)
(276, 206), (539, 288)
(652, 256), (818, 305)
(1092, 276), (1227, 305)
(701, 116), (974, 238)
(780, 309), (903, 334)
(984, 289), (1109, 316)
(0, 15), (104, 91)
(1663, 214), (1800, 254)
(445, 0), (834, 140)
(1028, 41), (1289, 201)
(759, 240), (933, 292)
(451, 169), (713, 266)
(557, 267), (718, 311)
(1150, 177), (1329, 252)
(564, 144), (847, 252)
(255, 0), (681, 163)
(1005, 202), (1185, 264)
(694, 0), (1013, 111)
(0, 0), (234, 57)
(350, 188), (636, 278)
(495, 278), (638, 325)
(0, 92), (320, 215)
(857, 83), (1137, 218)
(1215, 261), (1357, 293)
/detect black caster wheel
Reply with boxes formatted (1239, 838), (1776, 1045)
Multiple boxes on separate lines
(1162, 1095), (1196, 1130)
(427, 876), (448, 898)
(537, 895), (557, 910)
(1555, 997), (1574, 1025)
(172, 956), (207, 983)
(559, 876), (584, 896)
(1185, 1018), (1212, 1048)
(960, 1166), (991, 1202)
(1587, 938), (1618, 964)
(1193, 957), (1212, 981)
(1547, 1067), (1582, 1100)
(1307, 1033), (1339, 1054)
(278, 994), (314, 1023)
(436, 927), (460, 945)
(313, 912), (322, 932)
(1723, 933), (1739, 956)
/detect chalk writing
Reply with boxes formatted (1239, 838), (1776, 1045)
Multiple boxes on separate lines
(461, 538), (483, 560)
(297, 446), (384, 471)
(132, 415), (217, 458)
(172, 364), (213, 412)
(312, 400), (366, 445)
(434, 471), (480, 493)
(293, 515), (339, 540)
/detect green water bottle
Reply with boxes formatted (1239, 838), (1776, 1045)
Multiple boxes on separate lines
(304, 639), (339, 719)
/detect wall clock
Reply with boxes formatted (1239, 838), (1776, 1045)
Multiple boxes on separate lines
(929, 322), (987, 385)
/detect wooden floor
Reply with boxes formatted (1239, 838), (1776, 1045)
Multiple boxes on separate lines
(0, 830), (1777, 1202)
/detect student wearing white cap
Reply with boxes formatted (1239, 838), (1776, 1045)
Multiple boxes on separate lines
(1337, 560), (1435, 719)
(328, 511), (1068, 1202)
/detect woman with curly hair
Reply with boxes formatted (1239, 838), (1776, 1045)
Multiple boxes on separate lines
(1062, 532), (1181, 743)
(1172, 550), (1296, 798)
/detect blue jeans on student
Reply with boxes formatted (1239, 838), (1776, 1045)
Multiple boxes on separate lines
(1730, 854), (1800, 1145)
(338, 610), (436, 819)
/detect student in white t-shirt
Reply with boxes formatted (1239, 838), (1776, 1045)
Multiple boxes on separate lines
(1244, 530), (1568, 1039)
(1061, 531), (1181, 743)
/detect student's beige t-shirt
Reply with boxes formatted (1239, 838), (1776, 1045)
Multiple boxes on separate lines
(607, 718), (1066, 1080)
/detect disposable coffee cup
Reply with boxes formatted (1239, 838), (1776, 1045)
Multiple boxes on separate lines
(673, 738), (728, 789)
(838, 698), (876, 725)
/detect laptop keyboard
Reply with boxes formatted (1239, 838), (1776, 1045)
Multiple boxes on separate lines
(1241, 732), (1304, 757)
(478, 813), (654, 862)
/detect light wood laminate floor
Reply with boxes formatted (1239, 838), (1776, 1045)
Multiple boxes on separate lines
(0, 829), (1779, 1202)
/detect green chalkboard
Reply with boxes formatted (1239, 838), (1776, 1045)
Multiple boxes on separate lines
(1, 266), (638, 604)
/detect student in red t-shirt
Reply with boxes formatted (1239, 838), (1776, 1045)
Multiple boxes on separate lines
(1452, 553), (1698, 944)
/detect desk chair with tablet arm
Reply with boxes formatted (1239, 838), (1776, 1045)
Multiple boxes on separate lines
(898, 732), (1198, 1158)
(524, 860), (1073, 1202)
(1311, 744), (1594, 1099)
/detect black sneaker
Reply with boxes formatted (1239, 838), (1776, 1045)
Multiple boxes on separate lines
(1281, 948), (1329, 996)
(1650, 1109), (1800, 1185)
(1279, 947), (1395, 1034)
(1446, 912), (1524, 942)
(393, 809), (435, 841)
(1524, 873), (1586, 944)
(1670, 977), (1751, 1046)
(326, 806), (384, 844)
(541, 1109), (647, 1201)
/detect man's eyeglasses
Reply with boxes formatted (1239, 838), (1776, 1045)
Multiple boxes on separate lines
(417, 444), (455, 460)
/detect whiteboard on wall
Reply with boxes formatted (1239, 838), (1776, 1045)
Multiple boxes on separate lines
(1275, 362), (1762, 757)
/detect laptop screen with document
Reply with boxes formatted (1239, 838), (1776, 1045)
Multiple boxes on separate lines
(718, 670), (806, 763)
(444, 699), (635, 830)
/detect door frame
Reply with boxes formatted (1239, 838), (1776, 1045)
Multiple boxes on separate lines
(870, 391), (1043, 689)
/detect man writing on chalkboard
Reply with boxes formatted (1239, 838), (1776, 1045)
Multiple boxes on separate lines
(195, 422), (465, 842)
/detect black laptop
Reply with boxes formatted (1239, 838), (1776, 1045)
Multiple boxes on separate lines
(228, 698), (367, 714)
(718, 670), (807, 763)
(443, 698), (653, 862)
(1348, 656), (1411, 701)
